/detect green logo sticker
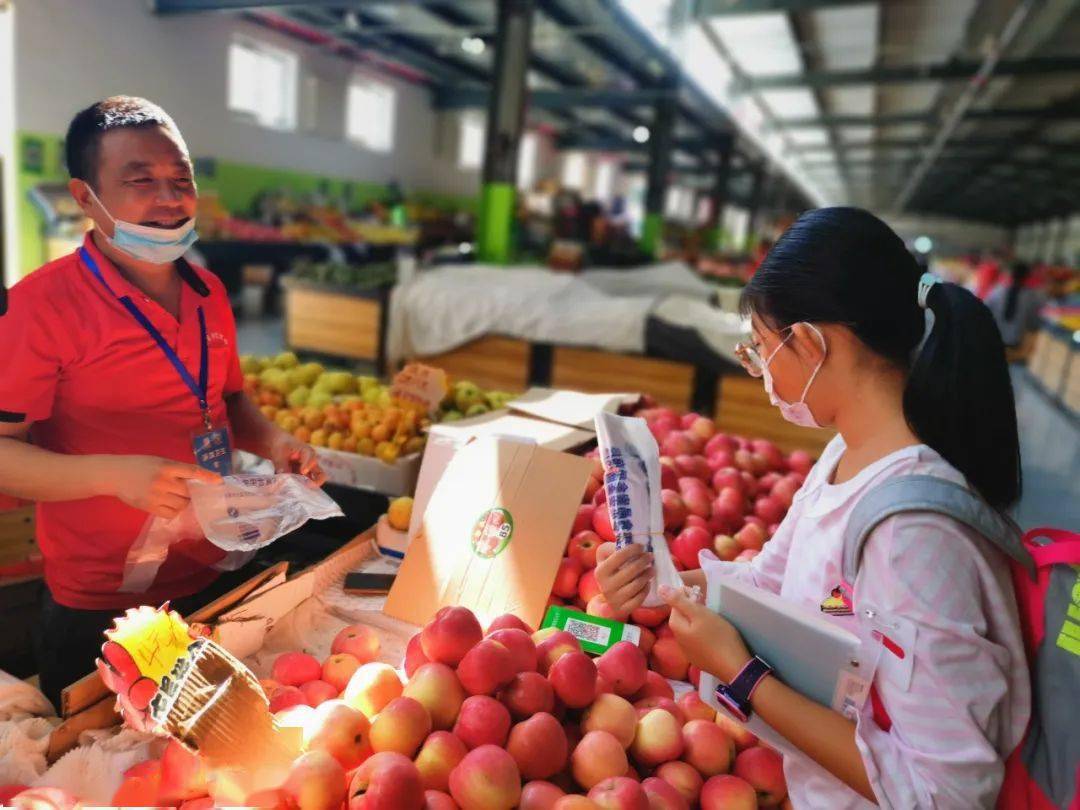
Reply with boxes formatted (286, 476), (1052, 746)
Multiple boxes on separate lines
(471, 508), (514, 558)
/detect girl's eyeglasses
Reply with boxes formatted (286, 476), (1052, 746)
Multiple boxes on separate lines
(734, 341), (766, 378)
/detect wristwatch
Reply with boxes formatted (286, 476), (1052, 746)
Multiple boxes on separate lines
(714, 655), (773, 722)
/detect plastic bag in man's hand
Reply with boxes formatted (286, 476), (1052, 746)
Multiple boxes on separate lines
(187, 474), (343, 553)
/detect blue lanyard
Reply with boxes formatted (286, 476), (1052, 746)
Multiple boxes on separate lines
(79, 247), (211, 429)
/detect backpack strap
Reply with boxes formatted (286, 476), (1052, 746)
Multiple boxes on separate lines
(841, 474), (1035, 591)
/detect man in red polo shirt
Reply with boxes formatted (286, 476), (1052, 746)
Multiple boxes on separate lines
(0, 97), (324, 709)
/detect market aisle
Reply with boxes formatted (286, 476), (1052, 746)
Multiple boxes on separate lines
(237, 316), (286, 357)
(1012, 367), (1080, 531)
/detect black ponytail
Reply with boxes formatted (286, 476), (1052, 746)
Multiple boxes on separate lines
(741, 207), (1022, 510)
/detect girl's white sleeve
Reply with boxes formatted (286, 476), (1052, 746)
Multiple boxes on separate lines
(698, 510), (795, 596)
(851, 514), (1030, 809)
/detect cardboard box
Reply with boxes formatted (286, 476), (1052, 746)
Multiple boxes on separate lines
(507, 387), (638, 430)
(384, 438), (592, 630)
(314, 446), (422, 496)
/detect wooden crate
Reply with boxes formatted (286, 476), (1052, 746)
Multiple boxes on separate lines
(552, 347), (694, 409)
(414, 336), (531, 392)
(714, 375), (835, 456)
(1064, 353), (1079, 415)
(284, 282), (384, 364)
(0, 505), (36, 566)
(1034, 331), (1070, 396)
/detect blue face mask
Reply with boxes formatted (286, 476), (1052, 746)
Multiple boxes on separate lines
(87, 186), (198, 264)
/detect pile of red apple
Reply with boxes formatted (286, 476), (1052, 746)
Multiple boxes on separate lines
(16, 607), (789, 809)
(551, 409), (813, 665)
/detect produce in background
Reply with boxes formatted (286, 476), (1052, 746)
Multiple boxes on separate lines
(35, 606), (785, 809)
(290, 259), (397, 290)
(241, 355), (518, 463)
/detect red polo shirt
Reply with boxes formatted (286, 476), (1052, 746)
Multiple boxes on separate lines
(0, 234), (244, 609)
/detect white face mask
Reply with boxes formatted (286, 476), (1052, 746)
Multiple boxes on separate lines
(761, 323), (827, 429)
(86, 186), (198, 264)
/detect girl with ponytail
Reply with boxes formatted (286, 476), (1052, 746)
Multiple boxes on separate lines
(596, 208), (1030, 808)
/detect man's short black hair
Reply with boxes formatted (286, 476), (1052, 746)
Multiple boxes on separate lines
(64, 96), (181, 185)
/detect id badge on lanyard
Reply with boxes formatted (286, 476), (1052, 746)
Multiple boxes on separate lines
(80, 247), (232, 475)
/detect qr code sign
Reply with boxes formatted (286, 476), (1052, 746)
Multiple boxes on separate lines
(565, 618), (611, 647)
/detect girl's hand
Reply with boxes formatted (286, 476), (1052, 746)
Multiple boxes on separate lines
(660, 584), (752, 683)
(595, 542), (653, 615)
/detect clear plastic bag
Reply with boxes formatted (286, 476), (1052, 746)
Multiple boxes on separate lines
(118, 474), (342, 593)
(187, 474), (343, 552)
(594, 412), (683, 608)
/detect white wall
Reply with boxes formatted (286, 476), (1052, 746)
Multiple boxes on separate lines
(882, 214), (1010, 257)
(1, 3), (16, 286)
(14, 0), (480, 197)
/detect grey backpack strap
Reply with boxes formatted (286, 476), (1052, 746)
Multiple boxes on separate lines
(841, 474), (1035, 587)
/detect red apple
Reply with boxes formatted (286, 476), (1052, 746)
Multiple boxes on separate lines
(453, 695), (512, 750)
(715, 713), (759, 752)
(571, 731), (630, 791)
(670, 526), (712, 570)
(683, 514), (707, 531)
(751, 439), (785, 472)
(633, 696), (685, 726)
(649, 638), (689, 681)
(629, 604), (670, 628)
(713, 534), (741, 561)
(553, 557), (585, 599)
(594, 486), (608, 507)
(578, 569), (602, 605)
(630, 709), (684, 768)
(593, 504), (616, 543)
(632, 671), (674, 701)
(520, 780), (565, 810)
(682, 719), (735, 777)
(771, 476), (800, 509)
(710, 467), (744, 495)
(423, 790), (457, 810)
(704, 433), (736, 457)
(739, 472), (759, 499)
(573, 504), (597, 536)
(305, 699), (373, 769)
(596, 642), (648, 698)
(457, 638), (515, 696)
(269, 685), (306, 713)
(660, 432), (696, 458)
(660, 490), (687, 531)
(486, 613), (534, 635)
(655, 761), (703, 806)
(349, 751), (424, 810)
(535, 630), (582, 675)
(506, 712), (569, 780)
(548, 651), (597, 708)
(272, 652), (322, 687)
(421, 607), (483, 667)
(699, 775), (756, 810)
(488, 628), (537, 674)
(583, 475), (602, 504)
(448, 745), (521, 810)
(673, 455), (710, 481)
(786, 450), (813, 476)
(569, 531), (603, 570)
(500, 671), (556, 718)
(323, 653), (361, 694)
(332, 624), (381, 665)
(641, 776), (689, 810)
(370, 697), (431, 758)
(282, 751), (347, 810)
(659, 462), (679, 491)
(678, 692), (717, 723)
(679, 486), (712, 521)
(753, 495), (786, 525)
(301, 679), (340, 707)
(733, 746), (787, 806)
(734, 522), (767, 552)
(414, 731), (467, 793)
(404, 633), (430, 678)
(588, 776), (649, 810)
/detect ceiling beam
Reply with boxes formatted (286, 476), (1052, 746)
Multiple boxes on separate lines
(691, 0), (877, 16)
(736, 55), (1080, 90)
(434, 86), (669, 111)
(151, 0), (442, 13)
(773, 103), (1080, 128)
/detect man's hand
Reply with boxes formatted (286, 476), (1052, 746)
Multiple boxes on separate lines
(100, 456), (221, 518)
(266, 429), (327, 486)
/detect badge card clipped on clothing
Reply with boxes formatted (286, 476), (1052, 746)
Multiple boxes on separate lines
(192, 426), (232, 476)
